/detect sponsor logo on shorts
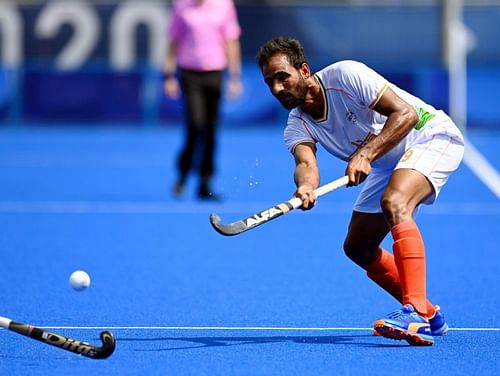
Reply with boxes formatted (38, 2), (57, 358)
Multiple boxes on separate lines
(401, 150), (413, 162)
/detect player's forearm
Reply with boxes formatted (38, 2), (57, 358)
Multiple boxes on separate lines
(226, 39), (241, 79)
(164, 41), (177, 76)
(294, 162), (320, 190)
(359, 108), (418, 161)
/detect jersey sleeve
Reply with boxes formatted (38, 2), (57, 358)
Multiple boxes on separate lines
(284, 112), (316, 153)
(222, 0), (241, 40)
(168, 4), (183, 41)
(334, 61), (388, 109)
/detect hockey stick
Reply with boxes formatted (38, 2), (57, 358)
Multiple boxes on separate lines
(210, 175), (349, 236)
(0, 315), (115, 359)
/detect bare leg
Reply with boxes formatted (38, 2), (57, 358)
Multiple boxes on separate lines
(381, 168), (434, 227)
(344, 169), (437, 316)
(344, 211), (389, 269)
(381, 168), (434, 316)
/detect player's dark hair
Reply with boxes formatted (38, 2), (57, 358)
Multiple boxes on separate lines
(256, 37), (307, 70)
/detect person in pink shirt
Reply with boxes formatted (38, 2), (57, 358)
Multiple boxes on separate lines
(164, 0), (242, 200)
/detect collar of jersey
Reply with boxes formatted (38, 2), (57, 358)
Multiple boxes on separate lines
(313, 74), (328, 123)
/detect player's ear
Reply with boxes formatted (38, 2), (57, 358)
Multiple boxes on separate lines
(300, 62), (311, 78)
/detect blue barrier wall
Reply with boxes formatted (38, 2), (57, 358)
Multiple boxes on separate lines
(1, 2), (499, 128)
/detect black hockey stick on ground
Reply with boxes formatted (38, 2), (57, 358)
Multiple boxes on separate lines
(0, 315), (115, 359)
(210, 175), (349, 236)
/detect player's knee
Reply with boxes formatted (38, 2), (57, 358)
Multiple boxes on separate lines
(380, 190), (409, 223)
(343, 238), (374, 269)
(343, 239), (357, 264)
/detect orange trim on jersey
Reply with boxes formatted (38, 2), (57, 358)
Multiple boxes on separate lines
(369, 83), (389, 109)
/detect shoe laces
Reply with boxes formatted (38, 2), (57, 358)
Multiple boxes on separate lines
(385, 304), (417, 319)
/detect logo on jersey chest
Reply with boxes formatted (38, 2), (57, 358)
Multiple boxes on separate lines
(346, 110), (358, 124)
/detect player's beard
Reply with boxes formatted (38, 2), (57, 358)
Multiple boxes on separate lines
(277, 77), (308, 110)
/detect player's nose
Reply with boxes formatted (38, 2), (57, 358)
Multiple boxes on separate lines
(271, 82), (283, 96)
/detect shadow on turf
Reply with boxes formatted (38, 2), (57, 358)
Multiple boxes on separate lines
(119, 334), (406, 350)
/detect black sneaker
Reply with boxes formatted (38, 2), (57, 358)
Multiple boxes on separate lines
(173, 182), (184, 197)
(198, 186), (222, 201)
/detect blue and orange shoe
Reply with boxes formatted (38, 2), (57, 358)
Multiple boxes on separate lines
(429, 305), (449, 336)
(373, 304), (434, 345)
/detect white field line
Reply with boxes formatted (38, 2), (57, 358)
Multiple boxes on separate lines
(464, 138), (500, 199)
(1, 326), (498, 332)
(0, 201), (497, 215)
(0, 139), (498, 216)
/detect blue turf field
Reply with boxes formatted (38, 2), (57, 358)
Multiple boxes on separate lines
(0, 126), (498, 375)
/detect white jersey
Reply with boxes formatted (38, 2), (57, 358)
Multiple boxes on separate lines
(284, 60), (463, 170)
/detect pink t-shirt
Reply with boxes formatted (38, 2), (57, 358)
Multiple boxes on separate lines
(169, 0), (241, 71)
